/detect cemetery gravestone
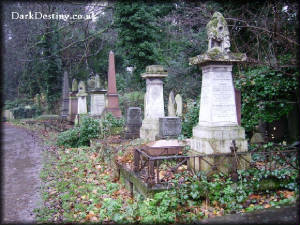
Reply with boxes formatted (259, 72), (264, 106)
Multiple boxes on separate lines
(168, 91), (176, 116)
(76, 81), (88, 114)
(188, 12), (249, 172)
(89, 74), (107, 117)
(175, 94), (183, 117)
(125, 107), (142, 139)
(158, 117), (182, 139)
(106, 51), (122, 118)
(140, 65), (168, 141)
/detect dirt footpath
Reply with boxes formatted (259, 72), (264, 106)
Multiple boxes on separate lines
(2, 122), (43, 223)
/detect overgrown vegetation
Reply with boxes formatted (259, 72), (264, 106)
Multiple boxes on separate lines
(35, 135), (299, 223)
(57, 115), (100, 148)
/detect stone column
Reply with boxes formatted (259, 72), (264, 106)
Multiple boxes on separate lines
(61, 71), (70, 118)
(69, 79), (78, 122)
(140, 65), (168, 141)
(76, 81), (88, 114)
(106, 51), (122, 118)
(188, 12), (249, 173)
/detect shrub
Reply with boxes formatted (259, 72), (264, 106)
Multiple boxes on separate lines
(100, 113), (125, 137)
(181, 100), (199, 138)
(57, 127), (80, 148)
(77, 115), (100, 146)
(57, 115), (100, 147)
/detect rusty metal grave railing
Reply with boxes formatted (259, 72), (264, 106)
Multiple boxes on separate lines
(133, 141), (299, 186)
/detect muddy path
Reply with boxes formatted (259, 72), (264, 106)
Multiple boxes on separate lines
(2, 122), (44, 223)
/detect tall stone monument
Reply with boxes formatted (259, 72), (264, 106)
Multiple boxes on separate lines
(69, 79), (78, 122)
(89, 74), (107, 117)
(140, 65), (168, 141)
(76, 81), (88, 114)
(106, 51), (122, 118)
(188, 12), (248, 170)
(61, 71), (70, 118)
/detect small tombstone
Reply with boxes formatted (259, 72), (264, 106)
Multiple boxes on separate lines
(72, 79), (78, 92)
(125, 107), (142, 139)
(175, 94), (183, 116)
(168, 91), (176, 117)
(158, 117), (182, 139)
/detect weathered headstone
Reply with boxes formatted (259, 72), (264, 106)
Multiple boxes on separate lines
(125, 107), (142, 139)
(106, 51), (122, 118)
(61, 71), (70, 118)
(76, 81), (88, 114)
(158, 117), (182, 139)
(140, 65), (168, 141)
(175, 94), (183, 117)
(188, 12), (249, 172)
(89, 74), (107, 117)
(168, 91), (176, 116)
(69, 79), (78, 122)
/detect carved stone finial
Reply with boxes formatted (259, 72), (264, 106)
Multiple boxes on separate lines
(206, 12), (230, 54)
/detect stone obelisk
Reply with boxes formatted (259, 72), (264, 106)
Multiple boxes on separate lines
(106, 51), (122, 118)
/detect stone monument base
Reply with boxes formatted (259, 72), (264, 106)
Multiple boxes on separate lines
(187, 125), (250, 174)
(187, 149), (251, 174)
(140, 119), (159, 141)
(189, 125), (248, 154)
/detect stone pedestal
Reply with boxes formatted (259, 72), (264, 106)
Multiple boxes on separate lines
(107, 51), (122, 118)
(89, 89), (107, 117)
(157, 117), (181, 139)
(125, 107), (142, 139)
(68, 92), (78, 122)
(140, 65), (168, 141)
(189, 65), (248, 154)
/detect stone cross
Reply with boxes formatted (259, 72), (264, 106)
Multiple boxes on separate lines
(175, 94), (183, 117)
(106, 51), (122, 117)
(168, 90), (176, 116)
